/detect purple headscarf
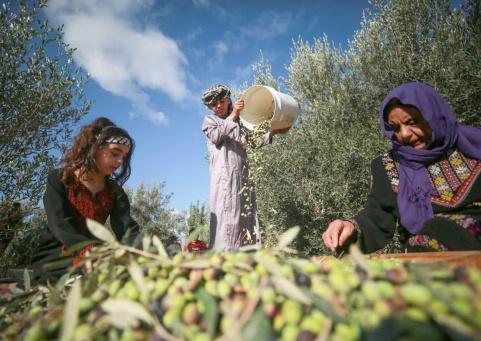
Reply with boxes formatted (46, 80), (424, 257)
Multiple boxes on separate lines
(379, 82), (481, 234)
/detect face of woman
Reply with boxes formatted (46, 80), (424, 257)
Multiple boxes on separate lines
(387, 106), (433, 149)
(94, 143), (130, 176)
(207, 97), (230, 117)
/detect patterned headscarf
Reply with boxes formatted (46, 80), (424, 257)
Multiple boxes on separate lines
(380, 82), (481, 234)
(98, 126), (132, 147)
(201, 84), (231, 105)
(104, 136), (131, 147)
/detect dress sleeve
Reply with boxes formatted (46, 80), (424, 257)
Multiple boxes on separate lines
(43, 170), (92, 247)
(260, 132), (273, 147)
(110, 185), (140, 242)
(202, 115), (241, 146)
(354, 157), (398, 253)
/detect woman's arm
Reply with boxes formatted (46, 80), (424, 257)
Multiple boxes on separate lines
(260, 126), (291, 147)
(323, 157), (398, 253)
(354, 157), (398, 253)
(202, 115), (241, 146)
(43, 170), (92, 247)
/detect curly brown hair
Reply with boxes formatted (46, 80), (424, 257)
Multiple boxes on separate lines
(59, 117), (135, 186)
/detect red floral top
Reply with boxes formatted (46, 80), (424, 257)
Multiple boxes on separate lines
(67, 178), (116, 236)
(187, 240), (208, 252)
(64, 178), (116, 263)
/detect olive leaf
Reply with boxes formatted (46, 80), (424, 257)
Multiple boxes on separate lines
(60, 279), (82, 341)
(23, 268), (31, 292)
(196, 288), (219, 338)
(254, 254), (284, 277)
(152, 235), (168, 258)
(86, 219), (117, 245)
(241, 306), (275, 340)
(101, 299), (153, 326)
(277, 226), (300, 249)
(48, 273), (71, 306)
(128, 262), (148, 303)
(182, 259), (211, 269)
(271, 275), (312, 305)
(142, 235), (152, 252)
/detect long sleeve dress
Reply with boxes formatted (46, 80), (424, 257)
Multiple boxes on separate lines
(355, 149), (481, 253)
(32, 169), (139, 281)
(202, 114), (271, 250)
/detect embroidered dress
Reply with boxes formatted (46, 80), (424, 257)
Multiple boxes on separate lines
(354, 150), (481, 253)
(350, 82), (481, 253)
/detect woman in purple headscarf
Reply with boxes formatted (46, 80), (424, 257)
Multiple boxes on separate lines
(323, 82), (481, 253)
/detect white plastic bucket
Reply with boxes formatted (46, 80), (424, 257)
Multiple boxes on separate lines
(239, 85), (300, 131)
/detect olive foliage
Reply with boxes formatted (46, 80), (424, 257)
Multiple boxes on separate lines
(0, 0), (90, 204)
(125, 182), (181, 245)
(185, 200), (209, 242)
(253, 0), (481, 255)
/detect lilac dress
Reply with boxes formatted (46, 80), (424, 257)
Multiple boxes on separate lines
(202, 114), (270, 250)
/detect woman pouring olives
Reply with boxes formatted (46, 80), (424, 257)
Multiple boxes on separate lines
(201, 84), (289, 251)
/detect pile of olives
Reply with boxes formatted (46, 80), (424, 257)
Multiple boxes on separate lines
(1, 235), (480, 341)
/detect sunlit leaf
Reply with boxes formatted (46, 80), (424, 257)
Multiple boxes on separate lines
(152, 235), (168, 258)
(277, 226), (300, 249)
(105, 313), (140, 329)
(86, 219), (117, 244)
(60, 279), (81, 341)
(254, 254), (283, 277)
(271, 276), (311, 305)
(115, 248), (126, 258)
(101, 299), (153, 325)
(182, 259), (211, 269)
(23, 268), (31, 292)
(128, 262), (147, 303)
(142, 235), (151, 253)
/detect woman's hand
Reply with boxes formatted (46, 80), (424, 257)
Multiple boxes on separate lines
(322, 219), (356, 252)
(231, 99), (244, 120)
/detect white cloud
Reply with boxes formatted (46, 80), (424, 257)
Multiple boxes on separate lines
(192, 0), (210, 7)
(130, 107), (167, 125)
(45, 0), (188, 124)
(213, 41), (228, 62)
(241, 11), (293, 40)
(192, 0), (228, 19)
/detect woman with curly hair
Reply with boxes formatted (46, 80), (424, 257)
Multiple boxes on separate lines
(32, 117), (139, 282)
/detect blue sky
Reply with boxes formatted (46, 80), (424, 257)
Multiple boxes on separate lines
(42, 0), (373, 212)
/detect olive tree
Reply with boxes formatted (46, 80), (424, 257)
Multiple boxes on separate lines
(125, 182), (180, 245)
(252, 0), (481, 255)
(185, 200), (209, 243)
(0, 0), (90, 205)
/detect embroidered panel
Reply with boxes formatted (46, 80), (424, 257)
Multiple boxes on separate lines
(407, 234), (448, 251)
(381, 150), (481, 207)
(435, 212), (481, 243)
